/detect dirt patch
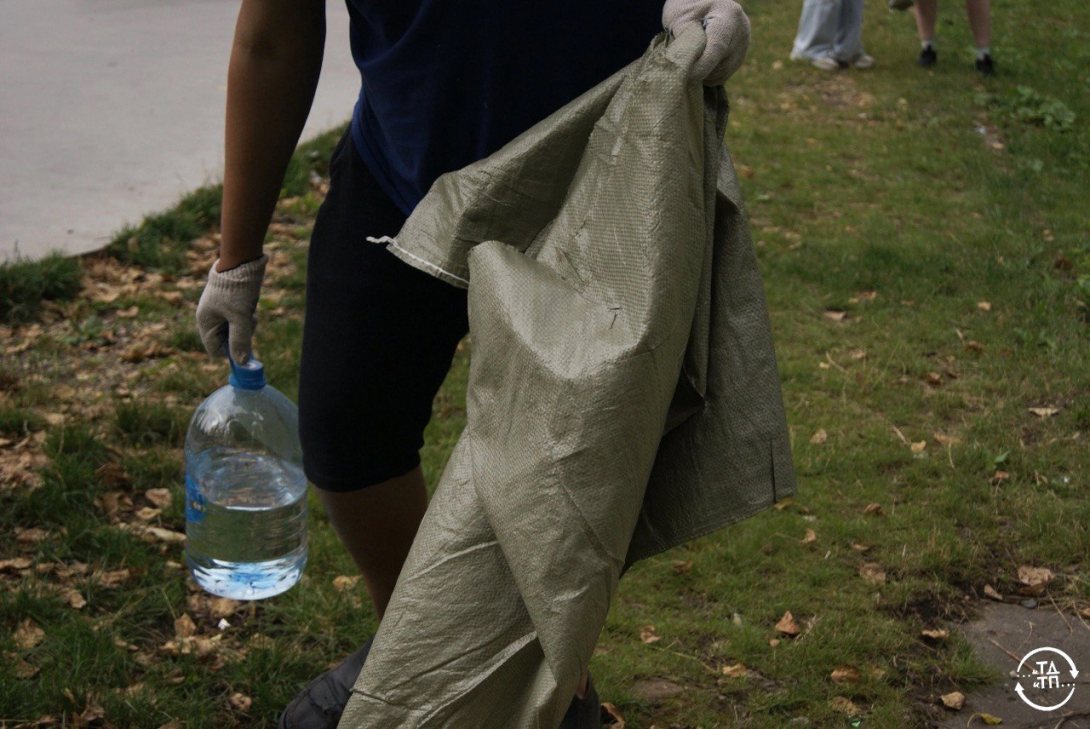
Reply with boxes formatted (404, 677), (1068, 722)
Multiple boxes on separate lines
(930, 602), (1090, 728)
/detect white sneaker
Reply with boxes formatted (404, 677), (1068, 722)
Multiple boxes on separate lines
(853, 53), (876, 69)
(810, 56), (840, 71)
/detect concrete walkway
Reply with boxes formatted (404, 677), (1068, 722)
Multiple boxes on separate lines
(0, 0), (359, 263)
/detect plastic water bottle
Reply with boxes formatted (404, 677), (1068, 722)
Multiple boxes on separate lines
(184, 357), (307, 600)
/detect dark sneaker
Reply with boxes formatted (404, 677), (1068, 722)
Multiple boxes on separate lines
(279, 637), (374, 729)
(559, 674), (600, 729)
(918, 46), (937, 68)
(975, 53), (995, 76)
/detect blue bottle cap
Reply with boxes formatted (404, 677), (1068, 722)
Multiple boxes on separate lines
(228, 355), (267, 390)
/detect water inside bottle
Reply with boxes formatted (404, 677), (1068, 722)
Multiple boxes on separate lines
(185, 447), (307, 600)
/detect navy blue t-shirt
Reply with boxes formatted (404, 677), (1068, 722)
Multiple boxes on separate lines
(345, 1), (664, 215)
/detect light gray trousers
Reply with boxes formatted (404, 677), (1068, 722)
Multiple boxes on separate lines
(791, 0), (865, 62)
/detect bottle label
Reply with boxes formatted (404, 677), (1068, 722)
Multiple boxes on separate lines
(185, 471), (206, 524)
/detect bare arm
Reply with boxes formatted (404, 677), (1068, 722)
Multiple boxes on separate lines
(217, 0), (326, 271)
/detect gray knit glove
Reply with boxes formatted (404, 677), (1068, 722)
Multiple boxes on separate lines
(195, 254), (268, 363)
(662, 0), (751, 85)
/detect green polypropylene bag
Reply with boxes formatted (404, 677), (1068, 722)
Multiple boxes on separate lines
(338, 27), (796, 729)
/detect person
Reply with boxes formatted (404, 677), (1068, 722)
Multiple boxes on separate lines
(195, 1), (750, 727)
(789, 0), (875, 71)
(913, 0), (994, 75)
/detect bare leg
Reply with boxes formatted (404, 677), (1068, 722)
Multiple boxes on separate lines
(317, 466), (429, 620)
(915, 0), (938, 42)
(966, 0), (991, 47)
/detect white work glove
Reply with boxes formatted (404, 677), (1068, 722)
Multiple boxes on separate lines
(662, 0), (751, 85)
(195, 254), (268, 364)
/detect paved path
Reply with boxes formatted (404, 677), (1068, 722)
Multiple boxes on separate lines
(0, 0), (359, 263)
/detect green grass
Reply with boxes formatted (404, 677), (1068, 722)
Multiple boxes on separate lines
(0, 253), (82, 324)
(3, 2), (1090, 726)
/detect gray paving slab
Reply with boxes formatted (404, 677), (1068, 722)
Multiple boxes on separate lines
(932, 602), (1090, 728)
(0, 0), (359, 263)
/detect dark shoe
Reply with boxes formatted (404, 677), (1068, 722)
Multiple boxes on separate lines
(279, 637), (374, 729)
(559, 674), (600, 728)
(975, 53), (995, 76)
(918, 46), (937, 68)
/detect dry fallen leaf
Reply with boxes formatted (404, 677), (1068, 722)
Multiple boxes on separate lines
(801, 529), (817, 544)
(829, 696), (861, 716)
(15, 527), (49, 544)
(768, 638), (781, 647)
(848, 348), (867, 360)
(830, 665), (861, 684)
(863, 503), (884, 516)
(773, 497), (794, 511)
(941, 691), (965, 710)
(933, 433), (962, 447)
(775, 611), (800, 636)
(809, 429), (828, 445)
(974, 712), (1003, 725)
(639, 625), (662, 644)
(1017, 565), (1054, 595)
(97, 568), (132, 588)
(142, 526), (186, 544)
(228, 692), (253, 712)
(601, 702), (626, 728)
(859, 563), (886, 585)
(721, 662), (748, 678)
(0, 556), (33, 572)
(14, 619), (45, 650)
(672, 559), (693, 574)
(851, 542), (872, 553)
(1079, 606), (1090, 619)
(332, 575), (361, 592)
(175, 613), (197, 639)
(145, 488), (172, 509)
(209, 597), (240, 619)
(921, 628), (949, 641)
(135, 506), (161, 521)
(823, 310), (848, 323)
(14, 657), (40, 679)
(95, 462), (130, 488)
(60, 587), (87, 610)
(977, 301), (992, 312)
(1028, 407), (1060, 418)
(984, 585), (1003, 601)
(910, 440), (927, 454)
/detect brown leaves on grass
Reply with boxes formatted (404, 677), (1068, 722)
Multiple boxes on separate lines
(829, 696), (862, 716)
(830, 665), (861, 684)
(639, 624), (662, 644)
(228, 692), (253, 712)
(14, 618), (45, 649)
(940, 691), (966, 710)
(600, 702), (626, 727)
(1017, 565), (1054, 595)
(862, 503), (884, 516)
(332, 575), (361, 592)
(809, 429), (828, 445)
(774, 611), (800, 636)
(921, 628), (949, 641)
(858, 563), (886, 585)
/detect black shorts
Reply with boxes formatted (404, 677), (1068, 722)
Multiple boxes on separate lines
(298, 132), (468, 491)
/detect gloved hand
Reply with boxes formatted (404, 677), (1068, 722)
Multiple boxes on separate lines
(195, 254), (268, 363)
(662, 0), (751, 86)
